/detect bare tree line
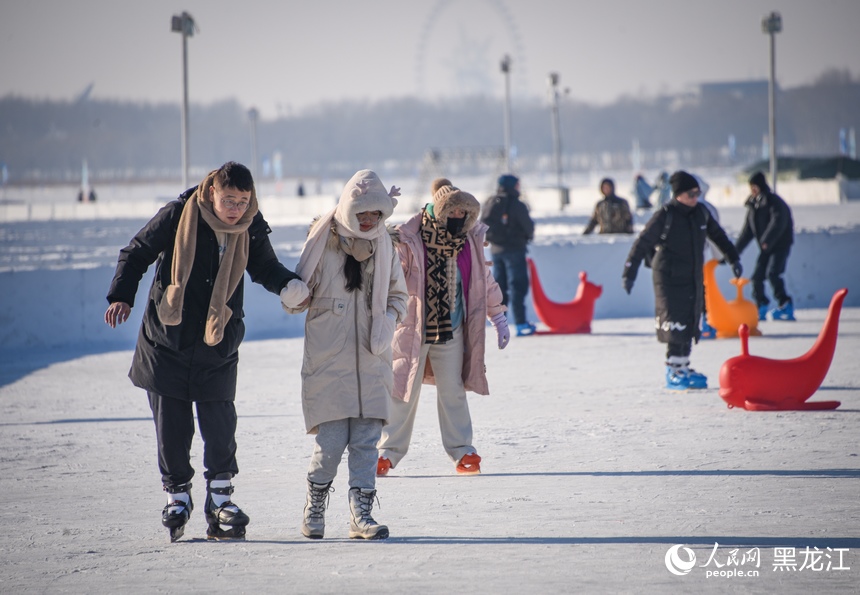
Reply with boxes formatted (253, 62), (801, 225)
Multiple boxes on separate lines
(1, 69), (857, 184)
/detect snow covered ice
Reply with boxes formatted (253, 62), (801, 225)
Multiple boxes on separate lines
(1, 189), (858, 592)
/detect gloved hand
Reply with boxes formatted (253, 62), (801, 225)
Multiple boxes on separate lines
(490, 312), (510, 350)
(280, 279), (310, 309)
(623, 277), (635, 295)
(731, 261), (743, 279)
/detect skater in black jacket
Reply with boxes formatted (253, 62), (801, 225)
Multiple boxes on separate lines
(735, 171), (795, 321)
(622, 171), (742, 390)
(105, 161), (304, 541)
(481, 174), (537, 336)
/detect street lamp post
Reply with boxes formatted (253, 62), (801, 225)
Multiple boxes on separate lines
(762, 11), (781, 192)
(171, 12), (196, 190)
(548, 72), (567, 208)
(500, 54), (512, 171)
(248, 108), (259, 180)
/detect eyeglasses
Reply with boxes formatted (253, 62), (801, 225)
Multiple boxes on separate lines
(219, 198), (250, 211)
(356, 211), (382, 223)
(687, 189), (701, 199)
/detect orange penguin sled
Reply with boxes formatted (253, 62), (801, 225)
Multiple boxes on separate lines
(703, 259), (761, 338)
(718, 288), (847, 411)
(527, 258), (602, 334)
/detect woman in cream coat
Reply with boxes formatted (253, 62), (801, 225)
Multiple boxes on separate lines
(281, 170), (407, 540)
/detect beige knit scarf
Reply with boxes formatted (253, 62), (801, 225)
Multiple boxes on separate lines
(157, 170), (259, 346)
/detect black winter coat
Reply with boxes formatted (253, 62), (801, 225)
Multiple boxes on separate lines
(106, 188), (299, 401)
(735, 190), (794, 255)
(623, 200), (739, 344)
(481, 189), (535, 254)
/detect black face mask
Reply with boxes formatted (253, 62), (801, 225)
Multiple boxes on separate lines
(446, 216), (466, 236)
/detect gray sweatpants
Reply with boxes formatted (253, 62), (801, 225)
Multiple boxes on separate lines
(307, 417), (382, 489)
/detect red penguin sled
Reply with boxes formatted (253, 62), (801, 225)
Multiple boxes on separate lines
(718, 288), (847, 411)
(527, 258), (602, 334)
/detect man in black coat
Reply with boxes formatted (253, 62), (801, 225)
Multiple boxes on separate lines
(481, 174), (537, 336)
(622, 171), (742, 391)
(735, 171), (795, 321)
(105, 161), (303, 541)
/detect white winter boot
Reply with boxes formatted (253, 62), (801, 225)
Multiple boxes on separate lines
(301, 480), (333, 539)
(348, 487), (389, 540)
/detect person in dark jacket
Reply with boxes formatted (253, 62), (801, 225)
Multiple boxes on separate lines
(583, 178), (634, 234)
(481, 173), (537, 336)
(622, 171), (742, 391)
(735, 171), (795, 321)
(105, 161), (303, 541)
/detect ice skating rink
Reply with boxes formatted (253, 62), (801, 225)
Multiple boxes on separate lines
(1, 309), (858, 593)
(1, 191), (859, 592)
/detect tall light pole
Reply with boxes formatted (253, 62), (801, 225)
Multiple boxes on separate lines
(500, 54), (512, 171)
(548, 72), (564, 205)
(171, 12), (196, 190)
(248, 108), (259, 180)
(762, 11), (781, 192)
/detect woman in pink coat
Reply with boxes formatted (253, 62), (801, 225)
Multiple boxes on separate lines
(377, 178), (509, 475)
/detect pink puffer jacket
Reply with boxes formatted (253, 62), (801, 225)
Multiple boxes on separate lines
(391, 212), (506, 401)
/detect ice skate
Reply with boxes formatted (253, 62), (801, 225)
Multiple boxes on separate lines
(515, 322), (536, 336)
(456, 452), (482, 474)
(301, 480), (333, 540)
(162, 483), (193, 543)
(771, 300), (796, 321)
(348, 488), (389, 540)
(204, 478), (249, 540)
(666, 357), (707, 391)
(376, 457), (392, 477)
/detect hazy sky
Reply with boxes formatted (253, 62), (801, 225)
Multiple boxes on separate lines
(2, 0), (858, 119)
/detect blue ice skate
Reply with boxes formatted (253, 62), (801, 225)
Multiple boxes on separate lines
(771, 300), (796, 321)
(515, 322), (537, 336)
(666, 366), (708, 391)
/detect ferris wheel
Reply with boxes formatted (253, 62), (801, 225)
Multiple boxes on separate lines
(413, 0), (528, 100)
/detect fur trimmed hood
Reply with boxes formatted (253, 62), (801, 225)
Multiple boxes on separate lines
(430, 177), (481, 233)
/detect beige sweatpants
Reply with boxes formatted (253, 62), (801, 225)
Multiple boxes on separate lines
(378, 325), (475, 467)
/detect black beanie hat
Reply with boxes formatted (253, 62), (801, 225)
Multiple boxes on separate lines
(749, 171), (770, 192)
(599, 178), (614, 193)
(669, 170), (699, 197)
(498, 174), (519, 192)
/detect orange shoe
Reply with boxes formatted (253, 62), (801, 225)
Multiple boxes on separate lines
(456, 453), (482, 475)
(376, 457), (392, 477)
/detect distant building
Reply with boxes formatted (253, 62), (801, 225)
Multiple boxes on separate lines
(698, 80), (772, 101)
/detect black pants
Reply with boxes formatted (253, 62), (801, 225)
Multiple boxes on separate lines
(666, 341), (692, 360)
(751, 245), (792, 308)
(148, 392), (239, 490)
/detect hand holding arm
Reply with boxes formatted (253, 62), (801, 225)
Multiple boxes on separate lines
(280, 279), (310, 310)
